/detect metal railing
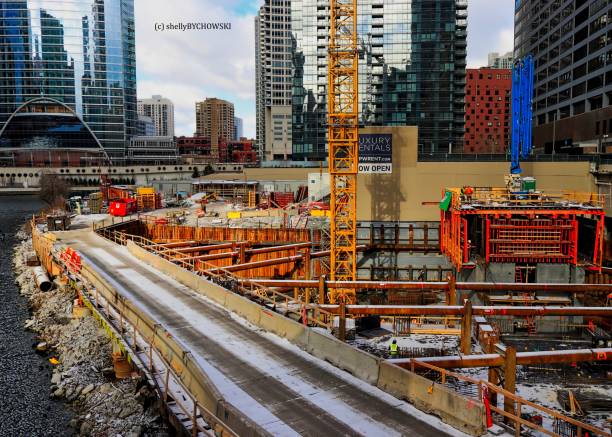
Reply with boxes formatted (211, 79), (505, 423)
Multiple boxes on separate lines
(411, 360), (612, 437)
(33, 222), (240, 437)
(95, 227), (334, 330)
(447, 187), (607, 209)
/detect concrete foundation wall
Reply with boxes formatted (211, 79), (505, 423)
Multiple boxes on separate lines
(128, 241), (488, 436)
(536, 264), (570, 283)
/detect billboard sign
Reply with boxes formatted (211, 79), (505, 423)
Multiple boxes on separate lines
(358, 134), (392, 174)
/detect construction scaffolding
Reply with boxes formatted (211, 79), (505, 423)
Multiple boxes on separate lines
(439, 187), (606, 271)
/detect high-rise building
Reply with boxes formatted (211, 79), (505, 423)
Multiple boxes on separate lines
(514, 0), (612, 153)
(137, 95), (175, 137)
(136, 115), (156, 137)
(255, 1), (293, 161)
(195, 98), (235, 140)
(464, 68), (512, 154)
(234, 117), (244, 140)
(291, 0), (467, 161)
(0, 0), (137, 164)
(487, 52), (514, 69)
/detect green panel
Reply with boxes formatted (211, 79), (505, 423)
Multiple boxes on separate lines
(439, 191), (453, 211)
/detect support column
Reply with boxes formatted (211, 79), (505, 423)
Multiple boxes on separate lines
(339, 300), (346, 342)
(501, 345), (517, 422)
(460, 299), (473, 355)
(487, 342), (499, 408)
(318, 274), (326, 304)
(303, 248), (311, 280)
(447, 274), (457, 328)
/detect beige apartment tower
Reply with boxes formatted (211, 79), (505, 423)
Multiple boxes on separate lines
(195, 98), (235, 140)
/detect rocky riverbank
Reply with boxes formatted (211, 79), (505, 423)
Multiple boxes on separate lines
(14, 234), (169, 436)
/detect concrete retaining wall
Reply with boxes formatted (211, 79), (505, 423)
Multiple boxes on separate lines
(377, 362), (486, 435)
(127, 241), (487, 436)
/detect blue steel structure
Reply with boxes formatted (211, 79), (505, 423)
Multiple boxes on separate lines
(510, 55), (534, 174)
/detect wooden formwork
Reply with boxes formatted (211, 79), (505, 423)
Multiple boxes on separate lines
(141, 223), (320, 246)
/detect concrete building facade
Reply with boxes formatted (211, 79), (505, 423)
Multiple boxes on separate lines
(255, 1), (293, 161)
(137, 95), (175, 137)
(464, 68), (512, 153)
(514, 0), (612, 153)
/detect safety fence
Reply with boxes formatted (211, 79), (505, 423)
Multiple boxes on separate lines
(410, 360), (611, 437)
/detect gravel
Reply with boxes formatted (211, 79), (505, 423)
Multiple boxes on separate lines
(12, 225), (169, 436)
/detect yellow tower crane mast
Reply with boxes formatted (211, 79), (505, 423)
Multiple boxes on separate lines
(327, 0), (358, 304)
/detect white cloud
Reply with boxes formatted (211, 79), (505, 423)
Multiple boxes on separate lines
(135, 0), (256, 137)
(467, 0), (515, 68)
(135, 0), (516, 137)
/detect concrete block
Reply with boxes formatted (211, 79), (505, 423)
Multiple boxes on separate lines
(536, 264), (570, 283)
(306, 331), (380, 385)
(258, 309), (309, 347)
(570, 266), (586, 284)
(377, 362), (486, 436)
(224, 292), (262, 326)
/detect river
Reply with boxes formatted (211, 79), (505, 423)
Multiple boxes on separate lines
(0, 196), (72, 435)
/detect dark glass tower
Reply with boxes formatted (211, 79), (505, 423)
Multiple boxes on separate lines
(291, 0), (467, 161)
(515, 0), (612, 153)
(0, 0), (137, 163)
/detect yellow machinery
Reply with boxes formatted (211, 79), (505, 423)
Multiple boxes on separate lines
(327, 0), (358, 304)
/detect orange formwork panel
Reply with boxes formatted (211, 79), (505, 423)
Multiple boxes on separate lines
(439, 188), (606, 271)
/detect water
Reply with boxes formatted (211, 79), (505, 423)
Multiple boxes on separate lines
(0, 196), (72, 436)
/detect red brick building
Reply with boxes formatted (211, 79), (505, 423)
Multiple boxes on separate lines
(464, 68), (512, 154)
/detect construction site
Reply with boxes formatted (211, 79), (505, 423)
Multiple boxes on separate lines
(18, 2), (612, 437)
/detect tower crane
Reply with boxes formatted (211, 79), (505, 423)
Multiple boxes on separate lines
(327, 0), (358, 304)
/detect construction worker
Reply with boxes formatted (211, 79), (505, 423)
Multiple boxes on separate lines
(461, 185), (474, 202)
(389, 339), (399, 358)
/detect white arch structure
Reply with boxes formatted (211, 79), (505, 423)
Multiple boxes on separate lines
(0, 96), (111, 162)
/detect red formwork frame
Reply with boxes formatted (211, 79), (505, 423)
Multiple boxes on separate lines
(440, 190), (606, 272)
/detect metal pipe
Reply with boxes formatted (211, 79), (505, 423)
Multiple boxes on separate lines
(238, 279), (612, 294)
(315, 305), (612, 317)
(162, 242), (248, 254)
(390, 348), (612, 369)
(33, 266), (52, 292)
(245, 242), (312, 256)
(206, 254), (304, 274)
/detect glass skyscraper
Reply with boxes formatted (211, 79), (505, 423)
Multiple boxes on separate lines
(291, 0), (467, 161)
(0, 0), (137, 164)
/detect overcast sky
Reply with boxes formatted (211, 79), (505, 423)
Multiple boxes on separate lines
(135, 0), (515, 138)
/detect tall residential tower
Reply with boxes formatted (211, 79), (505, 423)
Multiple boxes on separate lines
(255, 0), (293, 161)
(291, 0), (468, 160)
(137, 95), (175, 137)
